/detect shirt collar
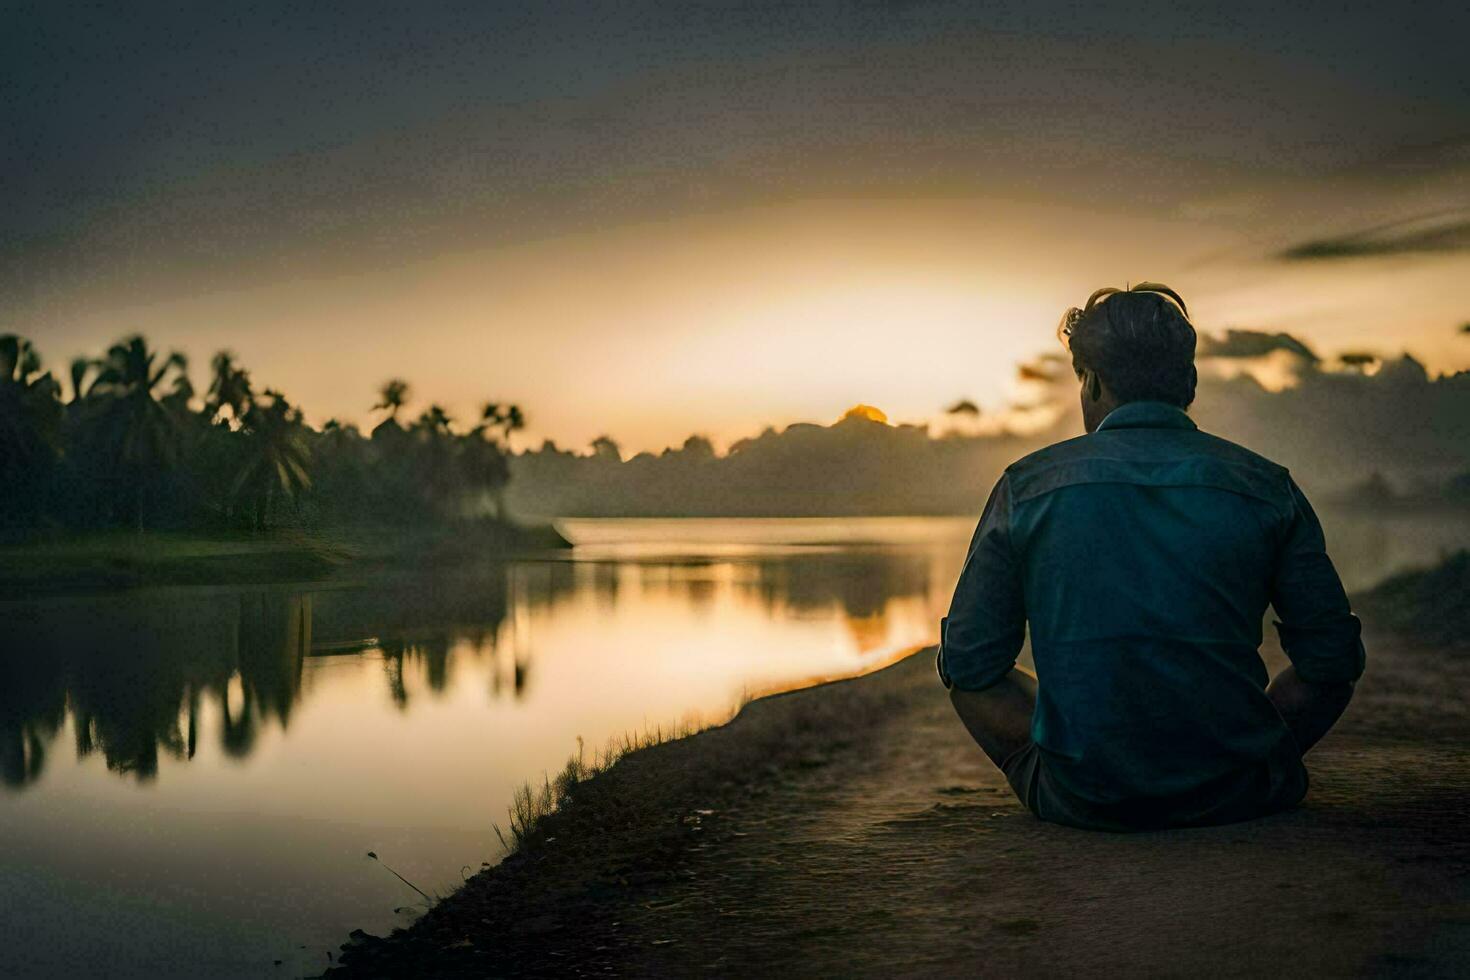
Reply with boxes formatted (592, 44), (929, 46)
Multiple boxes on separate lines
(1095, 401), (1198, 432)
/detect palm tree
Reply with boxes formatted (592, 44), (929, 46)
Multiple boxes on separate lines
(590, 435), (621, 460)
(411, 405), (462, 511)
(465, 412), (512, 520)
(0, 335), (64, 524)
(479, 402), (526, 449)
(160, 354), (195, 415)
(206, 351), (254, 424)
(374, 379), (411, 420)
(371, 379), (412, 444)
(68, 357), (94, 403)
(233, 389), (312, 531)
(501, 404), (525, 449)
(86, 336), (188, 531)
(414, 404), (454, 436)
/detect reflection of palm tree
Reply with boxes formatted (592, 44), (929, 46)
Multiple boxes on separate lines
(219, 688), (257, 759)
(186, 690), (199, 760)
(235, 592), (309, 728)
(70, 660), (188, 780)
(420, 635), (452, 693)
(380, 639), (410, 709)
(0, 648), (66, 789)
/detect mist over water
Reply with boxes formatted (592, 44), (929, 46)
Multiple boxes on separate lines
(0, 511), (1463, 977)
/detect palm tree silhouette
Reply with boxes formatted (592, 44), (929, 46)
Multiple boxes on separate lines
(207, 350), (254, 424)
(5, 336), (548, 536)
(233, 389), (312, 531)
(87, 336), (188, 531)
(501, 404), (525, 449)
(0, 335), (64, 524)
(466, 409), (513, 520)
(375, 379), (411, 420)
(68, 356), (94, 403)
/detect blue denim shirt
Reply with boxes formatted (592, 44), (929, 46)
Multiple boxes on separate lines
(939, 401), (1365, 815)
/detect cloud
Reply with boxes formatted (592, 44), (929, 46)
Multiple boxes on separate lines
(1278, 210), (1470, 261)
(945, 399), (980, 416)
(1198, 330), (1320, 362)
(1017, 360), (1065, 383)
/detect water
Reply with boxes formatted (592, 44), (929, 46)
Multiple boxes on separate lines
(1, 512), (1464, 978)
(0, 518), (969, 978)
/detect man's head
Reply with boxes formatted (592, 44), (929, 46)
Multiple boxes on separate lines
(1058, 283), (1198, 433)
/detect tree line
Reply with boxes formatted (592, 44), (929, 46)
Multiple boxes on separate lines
(0, 334), (525, 535)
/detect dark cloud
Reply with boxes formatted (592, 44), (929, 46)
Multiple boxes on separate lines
(7, 1), (1470, 317)
(1191, 355), (1466, 491)
(944, 399), (980, 416)
(1018, 361), (1065, 383)
(1278, 210), (1470, 261)
(1198, 330), (1319, 362)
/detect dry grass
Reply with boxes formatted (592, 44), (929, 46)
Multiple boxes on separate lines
(493, 716), (709, 854)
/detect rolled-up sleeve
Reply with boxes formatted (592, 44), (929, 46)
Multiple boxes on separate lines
(938, 474), (1026, 691)
(1270, 479), (1366, 685)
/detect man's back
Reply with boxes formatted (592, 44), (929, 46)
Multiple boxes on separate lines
(940, 400), (1365, 830)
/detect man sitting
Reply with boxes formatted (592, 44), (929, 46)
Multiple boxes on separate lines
(940, 283), (1365, 831)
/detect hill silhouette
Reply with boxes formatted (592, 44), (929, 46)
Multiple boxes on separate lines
(508, 335), (1470, 518)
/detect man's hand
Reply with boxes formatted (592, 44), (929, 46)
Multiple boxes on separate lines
(1267, 665), (1355, 754)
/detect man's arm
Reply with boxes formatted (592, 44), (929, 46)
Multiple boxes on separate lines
(1266, 666), (1354, 755)
(1268, 479), (1366, 753)
(939, 474), (1033, 766)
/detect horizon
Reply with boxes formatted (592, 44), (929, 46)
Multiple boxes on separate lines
(15, 323), (1465, 459)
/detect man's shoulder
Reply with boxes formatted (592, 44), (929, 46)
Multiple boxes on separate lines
(1004, 432), (1095, 477)
(1002, 425), (1293, 506)
(1185, 428), (1293, 478)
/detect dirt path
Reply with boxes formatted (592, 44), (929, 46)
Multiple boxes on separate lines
(331, 634), (1470, 978)
(612, 638), (1470, 977)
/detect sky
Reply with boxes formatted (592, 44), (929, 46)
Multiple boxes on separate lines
(4, 1), (1469, 452)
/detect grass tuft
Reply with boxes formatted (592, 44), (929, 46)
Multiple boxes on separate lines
(493, 715), (708, 853)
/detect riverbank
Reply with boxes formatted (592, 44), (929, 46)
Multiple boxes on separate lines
(328, 619), (1470, 977)
(0, 521), (571, 598)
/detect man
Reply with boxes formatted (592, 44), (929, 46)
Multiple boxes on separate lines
(940, 283), (1365, 831)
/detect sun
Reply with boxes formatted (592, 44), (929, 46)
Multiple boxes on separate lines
(840, 404), (889, 424)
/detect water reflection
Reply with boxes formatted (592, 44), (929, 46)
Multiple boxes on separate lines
(0, 548), (938, 793)
(2, 592), (311, 785)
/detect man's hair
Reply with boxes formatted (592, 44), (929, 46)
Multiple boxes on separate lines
(1057, 282), (1198, 408)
